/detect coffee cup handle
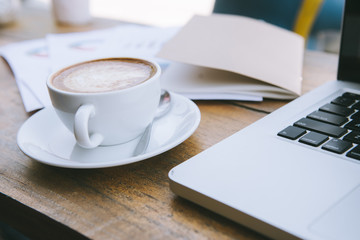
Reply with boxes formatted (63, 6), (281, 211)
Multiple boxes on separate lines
(74, 104), (104, 149)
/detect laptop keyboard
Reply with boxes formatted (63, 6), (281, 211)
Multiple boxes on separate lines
(278, 92), (360, 160)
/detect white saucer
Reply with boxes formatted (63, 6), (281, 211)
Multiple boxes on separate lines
(17, 92), (201, 169)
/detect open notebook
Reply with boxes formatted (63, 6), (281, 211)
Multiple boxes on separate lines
(158, 14), (304, 101)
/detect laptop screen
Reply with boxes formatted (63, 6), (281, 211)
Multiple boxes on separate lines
(338, 0), (360, 82)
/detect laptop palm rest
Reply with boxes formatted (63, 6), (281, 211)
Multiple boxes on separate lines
(310, 185), (360, 240)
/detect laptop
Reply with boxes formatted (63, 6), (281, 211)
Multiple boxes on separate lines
(168, 0), (360, 239)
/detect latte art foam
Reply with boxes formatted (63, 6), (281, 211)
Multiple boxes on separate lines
(51, 59), (155, 93)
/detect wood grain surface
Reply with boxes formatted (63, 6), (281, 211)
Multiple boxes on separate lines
(0, 3), (338, 240)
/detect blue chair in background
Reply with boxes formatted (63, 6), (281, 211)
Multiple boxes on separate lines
(213, 0), (344, 52)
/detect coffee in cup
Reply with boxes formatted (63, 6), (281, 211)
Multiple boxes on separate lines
(47, 58), (161, 149)
(51, 58), (156, 93)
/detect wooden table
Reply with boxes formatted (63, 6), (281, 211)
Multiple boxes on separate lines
(0, 3), (339, 240)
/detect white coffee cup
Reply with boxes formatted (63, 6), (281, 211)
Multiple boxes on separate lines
(47, 58), (161, 149)
(0, 0), (21, 25)
(52, 0), (91, 26)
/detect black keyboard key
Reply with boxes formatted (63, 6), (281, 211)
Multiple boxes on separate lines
(299, 132), (329, 147)
(278, 126), (306, 140)
(346, 146), (360, 160)
(343, 131), (360, 144)
(322, 139), (353, 154)
(307, 111), (348, 126)
(294, 118), (347, 138)
(344, 120), (360, 131)
(331, 96), (355, 107)
(319, 103), (355, 117)
(350, 111), (360, 120)
(351, 102), (360, 110)
(343, 92), (360, 100)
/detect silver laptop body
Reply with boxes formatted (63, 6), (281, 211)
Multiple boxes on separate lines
(168, 1), (360, 239)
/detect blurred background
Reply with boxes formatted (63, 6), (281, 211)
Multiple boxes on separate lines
(1, 0), (343, 53)
(29, 0), (215, 27)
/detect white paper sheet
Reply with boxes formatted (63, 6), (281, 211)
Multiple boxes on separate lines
(0, 39), (51, 111)
(47, 27), (119, 72)
(101, 25), (180, 68)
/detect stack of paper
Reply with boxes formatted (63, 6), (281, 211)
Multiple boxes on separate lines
(157, 14), (305, 101)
